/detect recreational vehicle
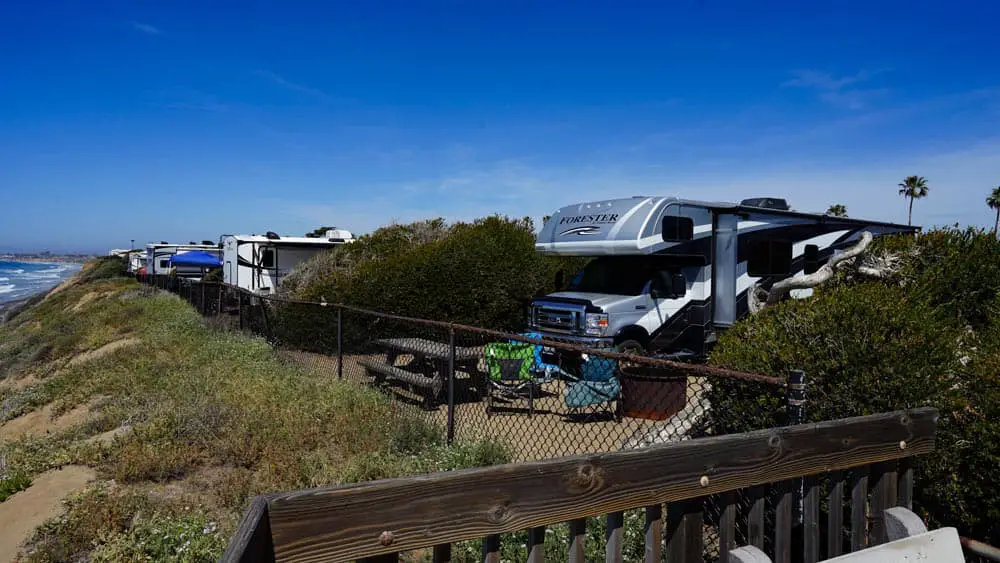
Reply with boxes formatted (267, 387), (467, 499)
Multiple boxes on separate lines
(126, 250), (146, 274)
(221, 229), (354, 294)
(529, 196), (917, 362)
(145, 242), (222, 278)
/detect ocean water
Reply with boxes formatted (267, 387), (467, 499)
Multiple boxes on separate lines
(0, 260), (82, 305)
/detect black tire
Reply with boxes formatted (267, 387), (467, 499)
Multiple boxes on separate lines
(614, 339), (647, 356)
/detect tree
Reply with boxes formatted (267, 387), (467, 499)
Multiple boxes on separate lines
(987, 186), (1000, 234)
(826, 204), (848, 217)
(898, 175), (929, 226)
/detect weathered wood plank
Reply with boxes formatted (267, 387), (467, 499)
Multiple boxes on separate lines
(432, 544), (451, 563)
(827, 471), (845, 559)
(850, 467), (869, 552)
(220, 497), (275, 563)
(803, 476), (820, 563)
(775, 480), (793, 563)
(482, 534), (500, 563)
(898, 458), (913, 510)
(869, 461), (898, 545)
(569, 519), (586, 563)
(605, 512), (623, 563)
(720, 492), (737, 562)
(645, 505), (662, 563)
(266, 408), (937, 562)
(527, 527), (545, 563)
(666, 501), (702, 563)
(748, 486), (766, 550)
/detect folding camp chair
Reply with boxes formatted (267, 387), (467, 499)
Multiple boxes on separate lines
(563, 355), (622, 421)
(484, 342), (538, 417)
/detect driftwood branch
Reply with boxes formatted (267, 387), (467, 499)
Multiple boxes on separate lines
(750, 231), (909, 312)
(765, 232), (875, 305)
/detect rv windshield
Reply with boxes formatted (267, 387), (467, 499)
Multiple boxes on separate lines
(568, 257), (662, 296)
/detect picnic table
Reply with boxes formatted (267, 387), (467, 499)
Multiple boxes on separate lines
(358, 338), (486, 408)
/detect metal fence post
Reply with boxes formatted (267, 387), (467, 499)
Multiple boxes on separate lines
(200, 282), (206, 315)
(336, 306), (343, 380)
(238, 290), (244, 331)
(447, 327), (456, 445)
(787, 369), (807, 525)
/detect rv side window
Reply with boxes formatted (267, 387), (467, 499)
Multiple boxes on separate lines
(661, 216), (694, 242)
(803, 244), (820, 275)
(159, 259), (170, 269)
(747, 240), (793, 276)
(261, 248), (276, 269)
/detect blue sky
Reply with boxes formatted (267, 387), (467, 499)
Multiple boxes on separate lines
(1, 0), (998, 252)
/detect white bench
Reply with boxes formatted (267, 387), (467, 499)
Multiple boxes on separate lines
(728, 507), (963, 563)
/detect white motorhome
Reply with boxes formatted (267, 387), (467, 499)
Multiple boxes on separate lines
(221, 229), (354, 294)
(145, 242), (222, 277)
(529, 196), (917, 362)
(126, 250), (146, 274)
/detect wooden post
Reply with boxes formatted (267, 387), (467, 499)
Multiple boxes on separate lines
(666, 500), (702, 563)
(898, 458), (913, 510)
(527, 526), (545, 563)
(803, 476), (820, 563)
(870, 461), (898, 546)
(644, 504), (662, 563)
(719, 492), (737, 562)
(568, 518), (586, 563)
(748, 486), (766, 550)
(482, 534), (500, 563)
(850, 466), (869, 552)
(827, 471), (845, 558)
(432, 544), (451, 562)
(775, 480), (793, 563)
(606, 512), (623, 563)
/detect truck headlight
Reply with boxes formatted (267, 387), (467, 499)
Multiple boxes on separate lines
(584, 313), (609, 336)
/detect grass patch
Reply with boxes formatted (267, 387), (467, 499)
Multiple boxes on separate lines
(2, 273), (512, 561)
(0, 469), (31, 502)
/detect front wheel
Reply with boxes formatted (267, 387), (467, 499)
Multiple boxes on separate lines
(614, 339), (647, 357)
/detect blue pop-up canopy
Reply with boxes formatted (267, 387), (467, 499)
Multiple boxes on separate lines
(168, 251), (222, 268)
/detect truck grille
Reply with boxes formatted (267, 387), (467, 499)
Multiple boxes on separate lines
(534, 307), (580, 334)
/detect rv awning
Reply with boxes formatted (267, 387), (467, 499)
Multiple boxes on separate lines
(168, 251), (222, 268)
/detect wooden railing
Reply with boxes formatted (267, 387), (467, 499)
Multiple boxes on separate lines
(221, 408), (937, 563)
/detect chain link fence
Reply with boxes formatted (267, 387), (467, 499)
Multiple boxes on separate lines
(155, 276), (814, 560)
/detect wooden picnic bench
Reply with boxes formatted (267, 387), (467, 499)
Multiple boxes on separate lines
(359, 338), (485, 408)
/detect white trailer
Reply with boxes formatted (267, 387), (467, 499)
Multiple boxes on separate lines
(220, 229), (354, 294)
(126, 250), (146, 274)
(145, 242), (222, 277)
(529, 196), (917, 360)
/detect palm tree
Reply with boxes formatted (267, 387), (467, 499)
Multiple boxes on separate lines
(987, 186), (1000, 234)
(898, 176), (929, 226)
(826, 204), (848, 217)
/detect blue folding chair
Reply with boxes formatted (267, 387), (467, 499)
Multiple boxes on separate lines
(563, 355), (621, 420)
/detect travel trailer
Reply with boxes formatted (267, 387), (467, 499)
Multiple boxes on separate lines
(126, 250), (146, 274)
(529, 196), (917, 362)
(145, 242), (222, 277)
(221, 229), (354, 294)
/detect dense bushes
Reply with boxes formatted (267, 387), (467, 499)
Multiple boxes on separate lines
(78, 256), (127, 283)
(708, 227), (1000, 543)
(273, 216), (584, 351)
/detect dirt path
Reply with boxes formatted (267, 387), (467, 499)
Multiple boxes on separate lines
(0, 403), (92, 444)
(0, 465), (97, 563)
(67, 338), (139, 367)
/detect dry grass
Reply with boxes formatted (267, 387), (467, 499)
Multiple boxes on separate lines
(0, 276), (511, 562)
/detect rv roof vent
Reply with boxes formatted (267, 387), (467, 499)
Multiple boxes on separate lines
(741, 197), (790, 211)
(265, 231), (281, 240)
(201, 240), (213, 246)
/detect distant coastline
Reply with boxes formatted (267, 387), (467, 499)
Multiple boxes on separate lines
(0, 253), (95, 264)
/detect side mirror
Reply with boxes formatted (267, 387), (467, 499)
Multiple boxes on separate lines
(670, 273), (686, 298)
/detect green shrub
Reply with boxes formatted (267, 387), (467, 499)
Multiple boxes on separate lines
(79, 256), (128, 283)
(273, 216), (585, 352)
(0, 469), (31, 502)
(91, 510), (227, 563)
(706, 280), (1000, 541)
(871, 227), (1000, 330)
